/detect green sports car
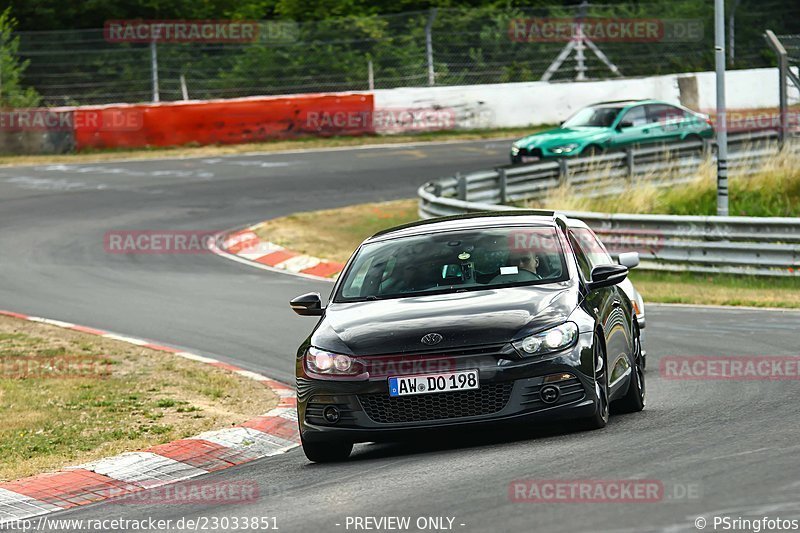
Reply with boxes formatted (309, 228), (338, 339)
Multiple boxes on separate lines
(510, 99), (714, 164)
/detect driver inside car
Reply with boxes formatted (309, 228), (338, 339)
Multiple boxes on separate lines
(515, 251), (540, 275)
(490, 250), (543, 284)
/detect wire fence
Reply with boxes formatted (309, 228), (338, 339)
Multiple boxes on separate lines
(14, 3), (800, 106)
(780, 34), (800, 64)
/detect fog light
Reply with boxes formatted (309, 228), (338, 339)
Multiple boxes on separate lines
(322, 405), (340, 424)
(544, 373), (574, 383)
(540, 385), (560, 404)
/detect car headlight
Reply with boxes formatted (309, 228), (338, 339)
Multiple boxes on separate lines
(510, 144), (520, 155)
(514, 322), (578, 357)
(305, 347), (365, 376)
(549, 143), (579, 154)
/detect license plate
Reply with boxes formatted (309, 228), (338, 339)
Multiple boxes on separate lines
(388, 369), (479, 397)
(521, 156), (540, 163)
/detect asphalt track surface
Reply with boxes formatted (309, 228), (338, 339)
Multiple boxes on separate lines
(1, 139), (799, 533)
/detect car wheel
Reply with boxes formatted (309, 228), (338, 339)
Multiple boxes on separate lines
(581, 334), (609, 430)
(613, 326), (646, 413)
(301, 436), (353, 463)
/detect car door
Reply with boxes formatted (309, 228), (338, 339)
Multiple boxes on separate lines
(645, 103), (686, 144)
(607, 105), (654, 150)
(568, 227), (633, 398)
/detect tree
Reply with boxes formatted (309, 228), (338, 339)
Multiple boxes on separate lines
(0, 8), (40, 107)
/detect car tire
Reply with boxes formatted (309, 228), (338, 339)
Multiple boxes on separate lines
(581, 334), (609, 430)
(301, 437), (353, 463)
(613, 326), (646, 414)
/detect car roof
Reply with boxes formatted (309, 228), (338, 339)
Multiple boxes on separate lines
(590, 99), (673, 108)
(366, 210), (560, 243)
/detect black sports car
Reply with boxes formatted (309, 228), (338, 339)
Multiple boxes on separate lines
(290, 211), (646, 462)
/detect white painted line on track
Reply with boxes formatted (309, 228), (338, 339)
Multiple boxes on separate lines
(102, 333), (150, 345)
(648, 302), (800, 313)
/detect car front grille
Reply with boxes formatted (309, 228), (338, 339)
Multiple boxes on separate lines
(358, 382), (514, 424)
(518, 147), (542, 158)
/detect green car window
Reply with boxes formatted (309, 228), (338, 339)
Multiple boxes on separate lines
(620, 106), (647, 127)
(563, 106), (624, 128)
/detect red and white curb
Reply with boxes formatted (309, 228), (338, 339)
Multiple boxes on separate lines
(210, 224), (343, 282)
(0, 310), (299, 526)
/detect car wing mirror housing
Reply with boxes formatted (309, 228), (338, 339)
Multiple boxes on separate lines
(617, 251), (640, 269)
(290, 292), (324, 316)
(587, 264), (628, 291)
(617, 120), (633, 130)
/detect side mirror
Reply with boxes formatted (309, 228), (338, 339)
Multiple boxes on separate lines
(616, 120), (633, 130)
(617, 251), (640, 269)
(586, 264), (628, 291)
(290, 292), (324, 316)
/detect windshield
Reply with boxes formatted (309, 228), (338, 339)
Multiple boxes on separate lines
(562, 106), (624, 128)
(336, 226), (570, 301)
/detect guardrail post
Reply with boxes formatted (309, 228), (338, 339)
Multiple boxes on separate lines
(764, 31), (789, 149)
(702, 138), (711, 158)
(625, 148), (634, 181)
(558, 159), (569, 185)
(432, 183), (442, 197)
(456, 172), (467, 201)
(498, 168), (508, 204)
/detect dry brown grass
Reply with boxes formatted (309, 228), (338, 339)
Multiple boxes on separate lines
(0, 316), (277, 480)
(253, 199), (419, 264)
(527, 147), (799, 217)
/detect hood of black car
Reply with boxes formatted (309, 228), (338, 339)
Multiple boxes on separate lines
(311, 283), (579, 356)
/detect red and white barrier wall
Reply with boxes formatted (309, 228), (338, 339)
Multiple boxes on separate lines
(2, 67), (796, 154)
(73, 93), (374, 150)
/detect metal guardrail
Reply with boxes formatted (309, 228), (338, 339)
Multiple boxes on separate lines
(418, 132), (800, 276)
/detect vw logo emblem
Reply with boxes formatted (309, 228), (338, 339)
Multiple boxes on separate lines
(421, 333), (443, 346)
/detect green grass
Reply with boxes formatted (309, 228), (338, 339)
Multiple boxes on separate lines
(628, 270), (800, 308)
(528, 150), (800, 217)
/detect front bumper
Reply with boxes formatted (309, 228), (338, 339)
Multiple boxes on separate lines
(297, 333), (598, 444)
